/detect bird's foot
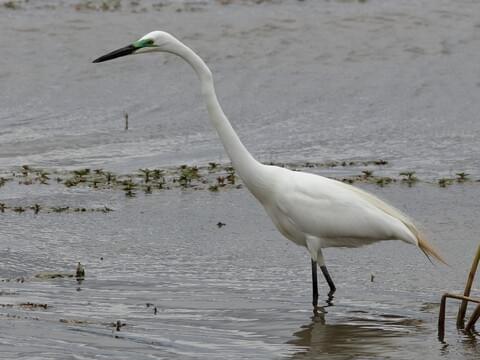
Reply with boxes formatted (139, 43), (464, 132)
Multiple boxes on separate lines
(313, 305), (326, 316)
(325, 292), (335, 307)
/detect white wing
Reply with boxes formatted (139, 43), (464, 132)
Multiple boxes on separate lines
(269, 168), (418, 248)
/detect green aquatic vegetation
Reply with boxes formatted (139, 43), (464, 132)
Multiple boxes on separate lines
(177, 175), (191, 188)
(217, 176), (226, 186)
(59, 318), (90, 325)
(4, 162), (479, 202)
(456, 172), (469, 182)
(438, 178), (453, 188)
(73, 168), (90, 177)
(121, 178), (137, 191)
(399, 171), (418, 186)
(182, 165), (200, 178)
(362, 170), (373, 178)
(51, 206), (70, 213)
(3, 1), (22, 9)
(92, 178), (101, 188)
(209, 184), (219, 192)
(75, 0), (121, 11)
(19, 178), (34, 185)
(139, 168), (152, 183)
(35, 170), (50, 184)
(20, 302), (48, 309)
(76, 262), (85, 279)
(0, 202), (113, 214)
(37, 177), (49, 185)
(32, 204), (41, 214)
(64, 178), (80, 187)
(325, 161), (338, 168)
(64, 172), (89, 188)
(125, 189), (136, 197)
(338, 159), (388, 167)
(226, 173), (236, 185)
(104, 171), (114, 184)
(177, 165), (201, 188)
(21, 165), (30, 177)
(208, 162), (219, 171)
(375, 177), (393, 187)
(35, 272), (74, 280)
(101, 0), (121, 11)
(114, 320), (126, 331)
(151, 169), (164, 180)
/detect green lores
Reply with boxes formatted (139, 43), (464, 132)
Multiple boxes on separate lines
(133, 38), (155, 49)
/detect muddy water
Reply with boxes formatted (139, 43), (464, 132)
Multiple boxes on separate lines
(1, 0), (480, 359)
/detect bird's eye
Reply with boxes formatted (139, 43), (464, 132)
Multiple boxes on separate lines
(134, 38), (155, 49)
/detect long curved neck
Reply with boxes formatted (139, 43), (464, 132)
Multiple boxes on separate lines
(174, 43), (268, 197)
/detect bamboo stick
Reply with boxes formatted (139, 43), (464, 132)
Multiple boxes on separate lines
(465, 304), (480, 332)
(438, 293), (480, 341)
(457, 244), (480, 328)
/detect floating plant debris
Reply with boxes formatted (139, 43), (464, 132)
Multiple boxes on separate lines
(438, 178), (454, 188)
(34, 272), (74, 280)
(0, 161), (478, 211)
(456, 172), (469, 182)
(76, 262), (85, 279)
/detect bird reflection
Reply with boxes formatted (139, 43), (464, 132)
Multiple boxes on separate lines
(287, 310), (405, 360)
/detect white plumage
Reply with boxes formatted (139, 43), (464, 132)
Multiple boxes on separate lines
(93, 31), (445, 311)
(262, 167), (418, 253)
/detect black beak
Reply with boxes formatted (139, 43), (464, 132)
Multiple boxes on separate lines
(92, 44), (137, 63)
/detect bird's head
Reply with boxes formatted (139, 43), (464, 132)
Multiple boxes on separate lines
(93, 31), (180, 63)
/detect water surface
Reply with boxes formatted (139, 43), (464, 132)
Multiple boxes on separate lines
(1, 1), (479, 359)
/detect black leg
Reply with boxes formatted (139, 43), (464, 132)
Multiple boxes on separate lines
(311, 259), (319, 313)
(320, 265), (336, 296)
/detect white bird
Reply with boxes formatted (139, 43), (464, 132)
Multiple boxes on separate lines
(93, 31), (445, 312)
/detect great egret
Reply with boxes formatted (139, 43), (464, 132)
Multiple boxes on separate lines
(93, 31), (445, 312)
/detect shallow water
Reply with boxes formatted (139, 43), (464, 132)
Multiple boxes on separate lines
(0, 181), (479, 359)
(1, 0), (480, 359)
(1, 0), (480, 177)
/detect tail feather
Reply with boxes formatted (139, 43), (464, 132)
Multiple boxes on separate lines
(336, 179), (447, 265)
(416, 233), (448, 265)
(340, 183), (448, 265)
(401, 221), (447, 265)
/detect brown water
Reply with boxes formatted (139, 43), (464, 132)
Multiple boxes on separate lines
(1, 0), (480, 359)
